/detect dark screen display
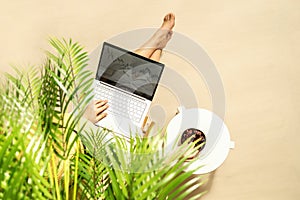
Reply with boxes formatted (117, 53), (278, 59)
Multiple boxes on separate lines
(96, 42), (164, 100)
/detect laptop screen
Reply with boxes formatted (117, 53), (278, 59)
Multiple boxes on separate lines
(96, 42), (164, 101)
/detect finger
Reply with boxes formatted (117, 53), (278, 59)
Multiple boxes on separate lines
(96, 112), (108, 121)
(94, 99), (108, 104)
(94, 99), (108, 108)
(95, 104), (109, 115)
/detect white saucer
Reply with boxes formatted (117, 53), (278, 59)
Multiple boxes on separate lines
(165, 107), (234, 174)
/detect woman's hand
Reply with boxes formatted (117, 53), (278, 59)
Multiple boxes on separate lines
(84, 99), (109, 123)
(94, 99), (109, 122)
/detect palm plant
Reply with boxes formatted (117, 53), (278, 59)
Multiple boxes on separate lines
(0, 38), (206, 199)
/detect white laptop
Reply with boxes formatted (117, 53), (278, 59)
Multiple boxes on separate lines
(93, 42), (164, 137)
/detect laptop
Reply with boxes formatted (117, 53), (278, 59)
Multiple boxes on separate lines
(93, 42), (164, 137)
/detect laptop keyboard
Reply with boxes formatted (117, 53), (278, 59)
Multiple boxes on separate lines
(94, 82), (147, 123)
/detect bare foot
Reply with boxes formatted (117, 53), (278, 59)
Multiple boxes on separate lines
(149, 13), (175, 49)
(138, 13), (176, 51)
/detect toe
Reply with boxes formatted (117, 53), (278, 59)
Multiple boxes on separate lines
(164, 13), (175, 22)
(164, 14), (171, 22)
(161, 13), (175, 30)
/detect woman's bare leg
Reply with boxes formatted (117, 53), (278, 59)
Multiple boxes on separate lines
(149, 49), (162, 62)
(134, 13), (175, 59)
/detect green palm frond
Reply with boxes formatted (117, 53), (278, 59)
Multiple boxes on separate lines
(0, 37), (93, 199)
(39, 38), (93, 159)
(79, 129), (205, 200)
(74, 129), (111, 200)
(0, 68), (51, 199)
